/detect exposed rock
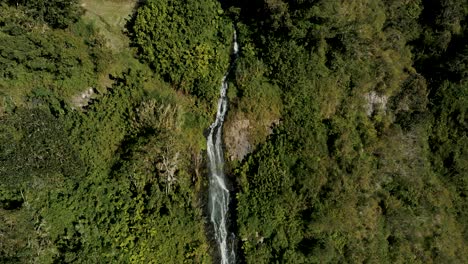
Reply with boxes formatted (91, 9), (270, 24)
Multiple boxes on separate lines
(71, 87), (96, 109)
(224, 118), (252, 161)
(365, 91), (388, 116)
(224, 115), (280, 161)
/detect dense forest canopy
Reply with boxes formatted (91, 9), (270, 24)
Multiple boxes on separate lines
(0, 0), (467, 263)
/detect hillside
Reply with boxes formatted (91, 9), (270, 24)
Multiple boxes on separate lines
(0, 0), (467, 263)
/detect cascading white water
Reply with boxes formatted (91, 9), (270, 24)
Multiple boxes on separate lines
(207, 30), (239, 264)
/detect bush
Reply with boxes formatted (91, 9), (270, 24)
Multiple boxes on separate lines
(131, 0), (231, 100)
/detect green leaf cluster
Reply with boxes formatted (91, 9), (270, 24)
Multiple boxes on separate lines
(3, 0), (83, 29)
(228, 0), (468, 263)
(0, 0), (467, 263)
(131, 0), (232, 100)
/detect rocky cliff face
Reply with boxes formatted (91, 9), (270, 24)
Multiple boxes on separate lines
(224, 113), (279, 161)
(224, 118), (252, 161)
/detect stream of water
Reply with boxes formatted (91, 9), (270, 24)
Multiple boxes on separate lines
(206, 30), (239, 264)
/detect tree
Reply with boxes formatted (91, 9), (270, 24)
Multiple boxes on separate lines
(131, 0), (231, 99)
(4, 0), (83, 28)
(0, 108), (82, 188)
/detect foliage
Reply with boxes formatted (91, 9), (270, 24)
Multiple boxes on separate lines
(3, 0), (83, 29)
(131, 0), (232, 100)
(0, 4), (110, 107)
(0, 0), (467, 263)
(47, 70), (211, 263)
(0, 1), (215, 262)
(228, 0), (468, 263)
(0, 107), (82, 189)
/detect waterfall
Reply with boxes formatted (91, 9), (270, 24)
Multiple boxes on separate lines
(207, 30), (239, 264)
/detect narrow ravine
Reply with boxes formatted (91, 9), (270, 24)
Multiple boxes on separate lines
(206, 30), (239, 264)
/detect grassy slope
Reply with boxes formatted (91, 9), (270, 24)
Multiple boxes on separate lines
(80, 0), (144, 89)
(81, 0), (135, 51)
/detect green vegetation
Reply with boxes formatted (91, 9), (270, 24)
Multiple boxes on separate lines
(5, 0), (83, 29)
(0, 0), (216, 262)
(0, 3), (110, 107)
(226, 0), (468, 263)
(0, 0), (467, 263)
(131, 0), (232, 100)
